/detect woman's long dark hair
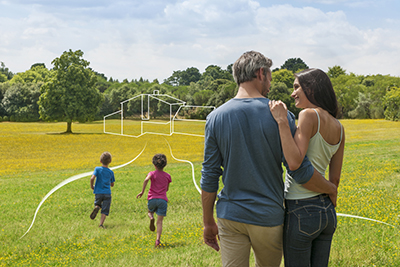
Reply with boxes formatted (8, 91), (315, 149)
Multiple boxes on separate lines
(295, 68), (340, 118)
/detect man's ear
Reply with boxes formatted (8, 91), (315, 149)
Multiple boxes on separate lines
(256, 68), (264, 80)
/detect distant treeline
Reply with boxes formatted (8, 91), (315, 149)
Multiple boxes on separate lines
(1, 54), (400, 124)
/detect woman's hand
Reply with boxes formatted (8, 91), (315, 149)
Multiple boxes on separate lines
(269, 100), (288, 124)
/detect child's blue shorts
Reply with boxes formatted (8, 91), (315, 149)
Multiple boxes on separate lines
(94, 194), (112, 216)
(148, 198), (168, 216)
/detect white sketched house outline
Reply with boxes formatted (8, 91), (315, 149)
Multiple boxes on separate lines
(103, 90), (215, 138)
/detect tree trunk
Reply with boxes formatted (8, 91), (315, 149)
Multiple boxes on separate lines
(66, 122), (72, 133)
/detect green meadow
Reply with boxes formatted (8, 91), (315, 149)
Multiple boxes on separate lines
(0, 119), (399, 266)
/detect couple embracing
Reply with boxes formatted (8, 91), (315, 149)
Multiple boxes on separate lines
(201, 51), (345, 267)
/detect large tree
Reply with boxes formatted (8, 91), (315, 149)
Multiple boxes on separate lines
(164, 67), (202, 86)
(38, 49), (103, 133)
(280, 58), (308, 73)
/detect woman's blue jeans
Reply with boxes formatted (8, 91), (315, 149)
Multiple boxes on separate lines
(283, 194), (337, 267)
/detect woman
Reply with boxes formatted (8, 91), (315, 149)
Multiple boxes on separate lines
(269, 68), (345, 267)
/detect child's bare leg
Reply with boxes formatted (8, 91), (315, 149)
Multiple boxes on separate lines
(156, 215), (164, 242)
(99, 214), (107, 226)
(148, 211), (155, 231)
(147, 211), (154, 220)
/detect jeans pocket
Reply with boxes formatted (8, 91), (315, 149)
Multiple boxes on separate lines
(295, 206), (322, 236)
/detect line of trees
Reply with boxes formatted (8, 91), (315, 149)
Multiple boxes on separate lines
(1, 50), (400, 132)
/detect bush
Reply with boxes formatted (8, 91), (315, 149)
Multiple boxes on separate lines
(15, 106), (40, 122)
(384, 87), (400, 121)
(370, 107), (385, 119)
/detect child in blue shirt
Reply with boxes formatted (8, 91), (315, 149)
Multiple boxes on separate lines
(90, 152), (115, 228)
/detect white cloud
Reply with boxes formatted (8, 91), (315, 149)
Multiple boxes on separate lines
(301, 0), (374, 6)
(247, 4), (400, 75)
(0, 0), (399, 80)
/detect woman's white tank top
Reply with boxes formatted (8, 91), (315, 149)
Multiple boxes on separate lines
(285, 109), (343, 199)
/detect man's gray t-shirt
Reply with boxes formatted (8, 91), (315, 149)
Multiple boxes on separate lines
(201, 97), (314, 227)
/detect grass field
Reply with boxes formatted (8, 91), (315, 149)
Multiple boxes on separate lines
(1, 119), (399, 266)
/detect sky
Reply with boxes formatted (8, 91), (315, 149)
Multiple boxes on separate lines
(1, 0), (399, 82)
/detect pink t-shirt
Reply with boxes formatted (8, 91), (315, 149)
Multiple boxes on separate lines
(147, 170), (171, 202)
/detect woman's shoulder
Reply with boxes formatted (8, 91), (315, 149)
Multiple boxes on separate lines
(298, 108), (319, 122)
(297, 108), (320, 137)
(300, 108), (317, 115)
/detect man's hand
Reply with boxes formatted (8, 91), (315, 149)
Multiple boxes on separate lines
(203, 222), (220, 251)
(329, 188), (338, 207)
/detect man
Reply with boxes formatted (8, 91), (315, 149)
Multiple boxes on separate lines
(201, 51), (336, 266)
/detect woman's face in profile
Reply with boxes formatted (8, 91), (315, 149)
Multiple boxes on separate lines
(291, 78), (307, 108)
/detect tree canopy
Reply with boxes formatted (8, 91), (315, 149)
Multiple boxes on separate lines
(280, 58), (309, 73)
(328, 65), (346, 79)
(2, 83), (41, 121)
(1, 52), (400, 122)
(1, 62), (13, 81)
(38, 49), (103, 133)
(384, 87), (400, 121)
(164, 67), (202, 86)
(272, 69), (295, 89)
(165, 65), (233, 86)
(9, 65), (51, 85)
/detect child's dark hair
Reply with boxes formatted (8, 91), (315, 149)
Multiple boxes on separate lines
(100, 152), (112, 165)
(152, 154), (167, 169)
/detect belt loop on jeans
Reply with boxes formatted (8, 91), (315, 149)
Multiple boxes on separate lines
(320, 193), (328, 202)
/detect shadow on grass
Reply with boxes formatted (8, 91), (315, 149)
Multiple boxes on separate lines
(156, 241), (187, 249)
(46, 132), (104, 135)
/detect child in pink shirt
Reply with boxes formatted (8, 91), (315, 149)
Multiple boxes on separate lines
(137, 154), (172, 247)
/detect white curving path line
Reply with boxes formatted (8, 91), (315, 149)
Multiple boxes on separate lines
(336, 213), (395, 227)
(20, 135), (396, 239)
(164, 137), (396, 228)
(164, 138), (201, 194)
(20, 143), (147, 239)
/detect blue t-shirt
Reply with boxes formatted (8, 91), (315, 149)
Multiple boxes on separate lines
(93, 166), (115, 194)
(201, 98), (314, 227)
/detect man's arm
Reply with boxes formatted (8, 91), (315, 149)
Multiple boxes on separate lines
(286, 161), (338, 206)
(302, 170), (336, 194)
(302, 170), (338, 206)
(201, 116), (222, 251)
(202, 190), (219, 252)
